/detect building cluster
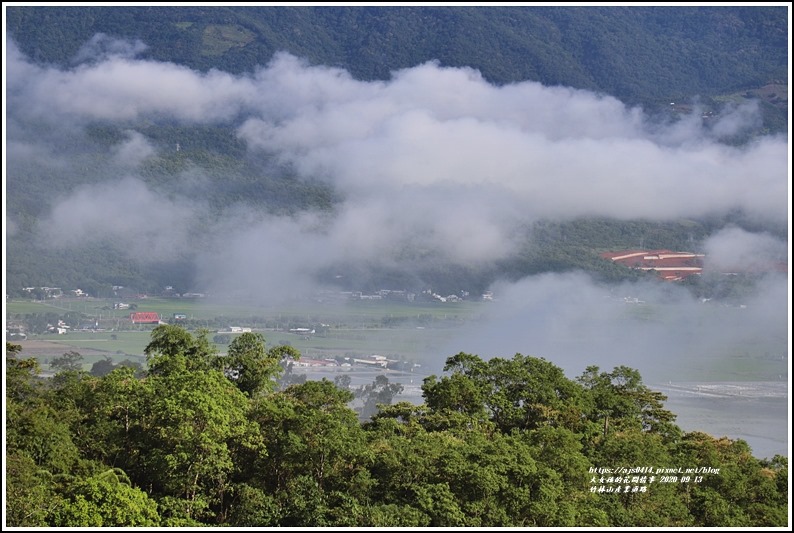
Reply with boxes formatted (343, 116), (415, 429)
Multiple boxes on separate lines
(21, 287), (86, 299)
(314, 289), (416, 303)
(420, 289), (470, 303)
(314, 288), (482, 303)
(293, 354), (404, 369)
(600, 250), (705, 281)
(16, 283), (497, 305)
(602, 248), (788, 281)
(129, 312), (162, 324)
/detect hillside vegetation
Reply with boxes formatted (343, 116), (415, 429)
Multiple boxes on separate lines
(6, 6), (788, 107)
(6, 332), (789, 527)
(4, 6), (788, 296)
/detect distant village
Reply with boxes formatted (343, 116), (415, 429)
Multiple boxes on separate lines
(16, 286), (485, 305)
(14, 246), (787, 305)
(6, 284), (489, 341)
(8, 248), (786, 342)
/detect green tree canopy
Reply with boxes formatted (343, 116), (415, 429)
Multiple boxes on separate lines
(49, 469), (160, 527)
(50, 350), (84, 374)
(222, 332), (285, 396)
(145, 325), (218, 374)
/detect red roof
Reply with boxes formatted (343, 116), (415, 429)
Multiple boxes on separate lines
(602, 249), (786, 281)
(602, 250), (704, 281)
(130, 312), (160, 323)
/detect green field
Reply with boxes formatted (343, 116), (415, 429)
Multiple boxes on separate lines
(37, 331), (153, 358)
(6, 297), (484, 324)
(6, 297), (787, 382)
(6, 297), (480, 373)
(10, 326), (463, 363)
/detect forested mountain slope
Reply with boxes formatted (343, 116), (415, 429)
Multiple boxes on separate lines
(6, 6), (788, 106)
(4, 5), (788, 296)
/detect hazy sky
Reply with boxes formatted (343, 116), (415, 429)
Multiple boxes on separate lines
(5, 34), (790, 387)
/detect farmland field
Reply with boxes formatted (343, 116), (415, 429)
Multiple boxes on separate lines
(6, 296), (483, 373)
(6, 296), (787, 382)
(6, 295), (788, 459)
(6, 296), (484, 324)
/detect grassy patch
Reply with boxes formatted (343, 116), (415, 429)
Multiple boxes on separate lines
(9, 297), (784, 382)
(45, 331), (153, 358)
(201, 24), (255, 57)
(6, 297), (483, 326)
(6, 300), (63, 315)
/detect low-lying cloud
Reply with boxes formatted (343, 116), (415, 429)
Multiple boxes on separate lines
(8, 35), (788, 227)
(7, 35), (790, 376)
(40, 177), (200, 262)
(6, 30), (788, 462)
(112, 130), (157, 168)
(437, 271), (789, 382)
(72, 32), (149, 65)
(702, 226), (788, 273)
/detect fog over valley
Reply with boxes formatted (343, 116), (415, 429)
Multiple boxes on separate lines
(5, 34), (790, 455)
(3, 9), (791, 525)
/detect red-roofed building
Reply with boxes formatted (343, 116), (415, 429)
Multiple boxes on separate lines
(602, 249), (787, 281)
(601, 249), (704, 281)
(130, 312), (161, 324)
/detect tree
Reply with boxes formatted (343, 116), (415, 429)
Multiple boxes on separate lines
(5, 451), (61, 526)
(50, 351), (84, 373)
(355, 374), (404, 420)
(364, 414), (584, 526)
(224, 483), (282, 526)
(222, 332), (283, 397)
(6, 353), (43, 404)
(6, 401), (81, 475)
(247, 379), (370, 526)
(271, 345), (304, 390)
(67, 366), (151, 471)
(213, 333), (231, 345)
(423, 353), (586, 433)
(577, 365), (680, 442)
(49, 469), (160, 527)
(589, 429), (692, 527)
(137, 367), (261, 523)
(144, 324), (218, 374)
(422, 371), (488, 421)
(7, 341), (23, 357)
(334, 374), (352, 390)
(90, 357), (116, 377)
(673, 432), (788, 526)
(116, 358), (145, 377)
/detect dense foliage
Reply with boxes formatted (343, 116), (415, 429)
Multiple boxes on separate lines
(5, 332), (789, 527)
(6, 6), (788, 109)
